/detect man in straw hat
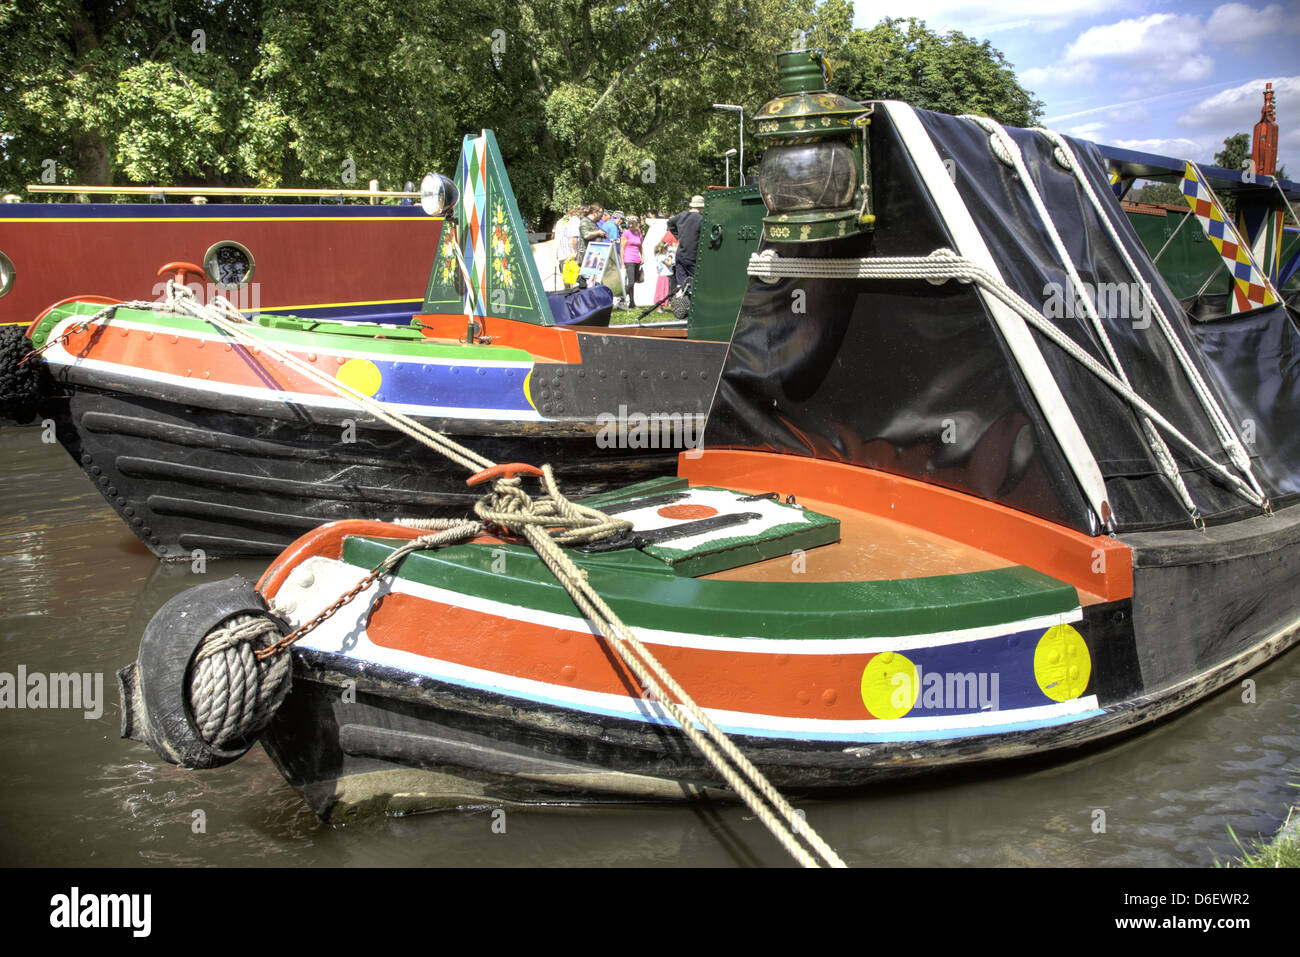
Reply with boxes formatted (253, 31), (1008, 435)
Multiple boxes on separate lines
(666, 194), (706, 290)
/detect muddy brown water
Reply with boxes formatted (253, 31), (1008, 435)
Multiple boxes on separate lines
(2, 423), (1298, 867)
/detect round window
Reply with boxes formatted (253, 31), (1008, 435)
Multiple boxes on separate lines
(0, 251), (14, 299)
(203, 241), (255, 289)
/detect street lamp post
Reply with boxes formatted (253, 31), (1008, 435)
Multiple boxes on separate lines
(724, 148), (737, 188)
(713, 103), (744, 185)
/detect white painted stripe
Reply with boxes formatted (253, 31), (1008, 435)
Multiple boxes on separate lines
(278, 555), (1082, 659)
(44, 352), (544, 422)
(45, 315), (536, 369)
(881, 102), (1110, 526)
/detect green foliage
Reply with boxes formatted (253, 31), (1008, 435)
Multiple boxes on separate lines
(1214, 132), (1250, 173)
(1131, 181), (1186, 206)
(830, 17), (1042, 127)
(0, 3), (1043, 223)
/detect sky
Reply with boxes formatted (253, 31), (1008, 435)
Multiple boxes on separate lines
(853, 1), (1300, 176)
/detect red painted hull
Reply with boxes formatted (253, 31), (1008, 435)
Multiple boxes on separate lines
(0, 204), (443, 325)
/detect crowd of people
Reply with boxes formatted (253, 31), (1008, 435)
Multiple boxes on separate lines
(552, 195), (706, 313)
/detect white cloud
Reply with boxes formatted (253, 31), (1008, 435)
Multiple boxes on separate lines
(1204, 3), (1298, 46)
(1065, 121), (1108, 138)
(1022, 60), (1097, 88)
(1175, 75), (1300, 172)
(1062, 14), (1214, 88)
(853, 0), (1125, 34)
(1176, 75), (1300, 129)
(1113, 136), (1214, 161)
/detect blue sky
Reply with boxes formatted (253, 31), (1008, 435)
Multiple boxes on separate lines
(853, 1), (1300, 174)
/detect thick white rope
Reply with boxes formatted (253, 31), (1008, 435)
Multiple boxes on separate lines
(748, 249), (1268, 509)
(1034, 128), (1269, 509)
(70, 286), (844, 868)
(961, 115), (1202, 522)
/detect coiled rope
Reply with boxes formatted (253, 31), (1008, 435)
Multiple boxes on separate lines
(57, 284), (843, 868)
(189, 614), (292, 750)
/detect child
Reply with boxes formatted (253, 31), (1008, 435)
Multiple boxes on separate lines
(654, 240), (674, 313)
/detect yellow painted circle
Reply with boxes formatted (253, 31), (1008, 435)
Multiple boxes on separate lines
(1033, 624), (1091, 702)
(337, 358), (382, 397)
(860, 652), (919, 720)
(523, 367), (535, 411)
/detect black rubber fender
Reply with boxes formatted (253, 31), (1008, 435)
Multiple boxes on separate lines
(118, 576), (290, 769)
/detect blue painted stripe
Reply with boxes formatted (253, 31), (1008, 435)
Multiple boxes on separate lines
(369, 359), (533, 412)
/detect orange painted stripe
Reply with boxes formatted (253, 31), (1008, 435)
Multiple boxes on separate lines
(415, 313), (583, 363)
(679, 450), (1133, 602)
(58, 323), (318, 393)
(366, 591), (875, 720)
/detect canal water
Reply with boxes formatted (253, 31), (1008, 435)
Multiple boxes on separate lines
(2, 422), (1298, 867)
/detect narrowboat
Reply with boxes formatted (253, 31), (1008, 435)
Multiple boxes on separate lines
(119, 53), (1300, 838)
(11, 133), (730, 558)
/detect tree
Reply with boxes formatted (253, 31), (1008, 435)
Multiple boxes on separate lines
(829, 17), (1043, 127)
(1131, 181), (1185, 206)
(1, 4), (1049, 226)
(0, 0), (273, 189)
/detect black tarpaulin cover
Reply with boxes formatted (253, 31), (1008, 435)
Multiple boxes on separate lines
(703, 103), (1300, 534)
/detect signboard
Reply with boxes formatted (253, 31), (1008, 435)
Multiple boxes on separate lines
(579, 241), (614, 282)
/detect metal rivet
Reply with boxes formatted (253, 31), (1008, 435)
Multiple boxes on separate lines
(821, 689), (838, 706)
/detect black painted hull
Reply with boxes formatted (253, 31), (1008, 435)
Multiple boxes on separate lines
(44, 387), (680, 560)
(253, 500), (1300, 820)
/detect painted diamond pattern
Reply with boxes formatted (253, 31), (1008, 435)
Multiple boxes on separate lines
(1179, 161), (1277, 312)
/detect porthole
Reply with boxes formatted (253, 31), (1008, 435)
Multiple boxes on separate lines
(203, 241), (255, 289)
(0, 251), (14, 299)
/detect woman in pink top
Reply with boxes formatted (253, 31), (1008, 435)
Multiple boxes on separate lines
(620, 219), (644, 308)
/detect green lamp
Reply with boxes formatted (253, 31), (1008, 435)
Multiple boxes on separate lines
(754, 50), (874, 243)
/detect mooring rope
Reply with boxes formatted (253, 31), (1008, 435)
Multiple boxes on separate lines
(57, 285), (844, 868)
(748, 248), (1268, 511)
(962, 115), (1203, 524)
(1032, 126), (1269, 510)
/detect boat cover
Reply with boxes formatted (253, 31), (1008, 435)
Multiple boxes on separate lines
(546, 284), (614, 326)
(704, 103), (1300, 534)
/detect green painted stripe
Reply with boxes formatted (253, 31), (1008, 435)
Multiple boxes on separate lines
(340, 536), (1079, 640)
(31, 303), (536, 363)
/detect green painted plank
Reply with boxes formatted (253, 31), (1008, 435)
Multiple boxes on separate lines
(340, 535), (1079, 640)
